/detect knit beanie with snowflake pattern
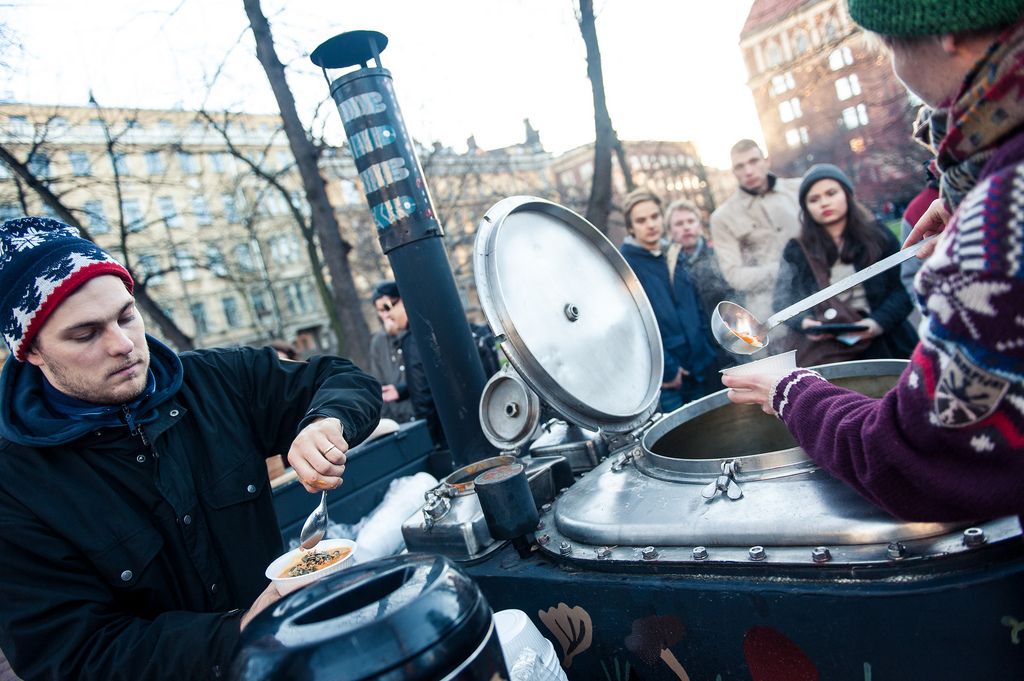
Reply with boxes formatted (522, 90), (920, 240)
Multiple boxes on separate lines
(0, 217), (133, 361)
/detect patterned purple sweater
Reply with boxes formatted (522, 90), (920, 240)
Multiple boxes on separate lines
(769, 133), (1024, 522)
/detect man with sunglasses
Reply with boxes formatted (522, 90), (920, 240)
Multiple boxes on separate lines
(369, 281), (443, 447)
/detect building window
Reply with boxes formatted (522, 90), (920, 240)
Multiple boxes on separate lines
(842, 103), (870, 129)
(234, 242), (256, 272)
(783, 127), (811, 148)
(778, 97), (802, 123)
(156, 196), (182, 228)
(276, 151), (291, 170)
(829, 46), (854, 71)
(264, 191), (288, 216)
(251, 289), (272, 318)
(210, 152), (228, 173)
(765, 41), (783, 67)
(137, 254), (163, 284)
(191, 195), (212, 226)
(769, 72), (796, 96)
(177, 151), (198, 174)
(289, 191), (309, 217)
(112, 153), (130, 176)
(793, 29), (810, 55)
(189, 302), (208, 335)
(834, 74), (861, 101)
(82, 200), (109, 234)
(221, 193), (240, 223)
(122, 199), (145, 231)
(825, 18), (839, 42)
(269, 234), (300, 265)
(175, 248), (197, 281)
(283, 281), (308, 315)
(206, 244), (228, 277)
(69, 151), (92, 176)
(145, 151), (165, 175)
(27, 152), (50, 178)
(222, 296), (242, 327)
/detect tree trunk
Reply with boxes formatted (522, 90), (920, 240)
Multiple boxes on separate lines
(243, 0), (371, 367)
(577, 0), (619, 235)
(0, 144), (194, 351)
(614, 137), (635, 192)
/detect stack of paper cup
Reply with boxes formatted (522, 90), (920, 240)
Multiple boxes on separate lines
(720, 349), (797, 378)
(494, 609), (566, 681)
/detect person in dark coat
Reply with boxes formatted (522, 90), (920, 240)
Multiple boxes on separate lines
(369, 280), (446, 448)
(0, 218), (382, 681)
(772, 164), (918, 364)
(368, 281), (417, 424)
(619, 189), (718, 411)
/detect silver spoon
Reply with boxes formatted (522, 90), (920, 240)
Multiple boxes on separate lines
(298, 491), (328, 550)
(712, 235), (935, 355)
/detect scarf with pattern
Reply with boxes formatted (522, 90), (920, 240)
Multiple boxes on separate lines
(918, 19), (1024, 210)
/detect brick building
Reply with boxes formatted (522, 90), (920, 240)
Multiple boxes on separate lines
(739, 0), (931, 213)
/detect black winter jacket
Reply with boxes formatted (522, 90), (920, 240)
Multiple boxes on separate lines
(773, 226), (918, 358)
(0, 346), (381, 681)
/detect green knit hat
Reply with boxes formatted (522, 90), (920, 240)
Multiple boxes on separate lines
(847, 0), (1024, 37)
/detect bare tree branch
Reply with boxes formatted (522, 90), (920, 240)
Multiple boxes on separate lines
(242, 0), (371, 366)
(0, 141), (195, 350)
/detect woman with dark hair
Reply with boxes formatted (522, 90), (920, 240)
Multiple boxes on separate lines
(772, 163), (918, 365)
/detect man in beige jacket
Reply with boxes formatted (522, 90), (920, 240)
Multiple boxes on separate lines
(709, 139), (802, 321)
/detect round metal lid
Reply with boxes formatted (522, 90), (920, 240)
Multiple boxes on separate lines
(473, 196), (662, 433)
(479, 369), (542, 450)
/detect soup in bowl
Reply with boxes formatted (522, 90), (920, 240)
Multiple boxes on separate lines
(265, 538), (357, 595)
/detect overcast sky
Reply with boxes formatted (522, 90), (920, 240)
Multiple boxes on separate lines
(3, 0), (764, 169)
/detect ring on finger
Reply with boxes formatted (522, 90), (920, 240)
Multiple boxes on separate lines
(322, 444), (338, 455)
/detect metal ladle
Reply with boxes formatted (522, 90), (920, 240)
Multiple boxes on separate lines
(298, 491), (328, 550)
(712, 235), (935, 355)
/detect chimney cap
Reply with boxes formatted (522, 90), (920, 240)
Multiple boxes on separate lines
(311, 30), (389, 70)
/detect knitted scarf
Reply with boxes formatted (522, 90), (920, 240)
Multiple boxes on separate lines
(920, 19), (1024, 209)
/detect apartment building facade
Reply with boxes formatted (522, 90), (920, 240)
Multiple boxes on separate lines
(0, 103), (329, 354)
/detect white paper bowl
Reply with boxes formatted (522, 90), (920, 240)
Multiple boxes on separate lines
(720, 350), (797, 378)
(265, 538), (357, 595)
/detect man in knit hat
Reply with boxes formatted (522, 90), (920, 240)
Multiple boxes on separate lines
(0, 218), (382, 679)
(723, 2), (1024, 522)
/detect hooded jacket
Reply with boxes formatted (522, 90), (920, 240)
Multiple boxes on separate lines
(0, 340), (381, 681)
(620, 239), (716, 383)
